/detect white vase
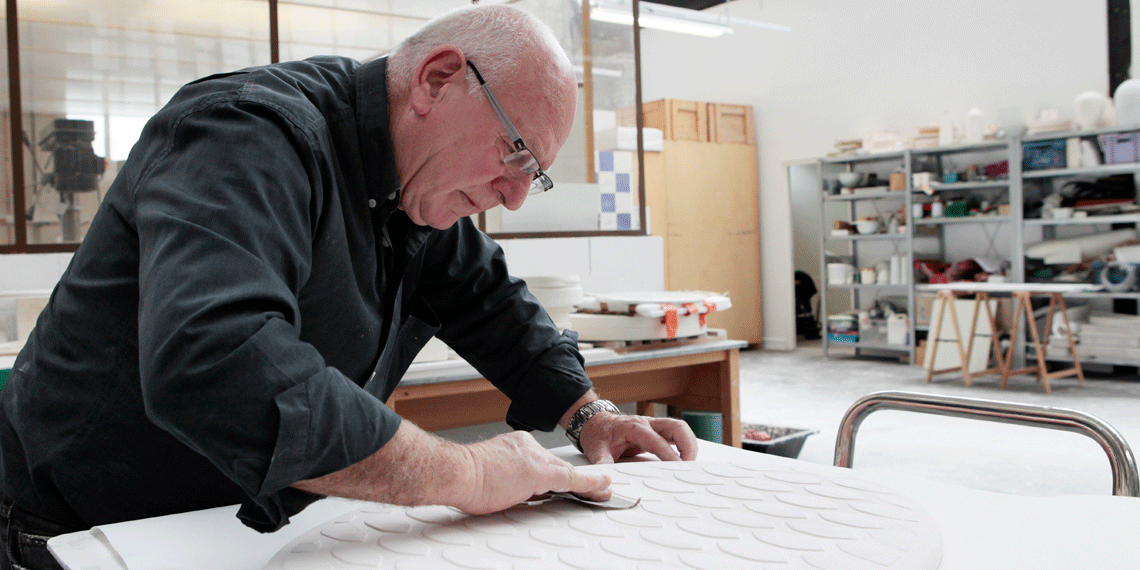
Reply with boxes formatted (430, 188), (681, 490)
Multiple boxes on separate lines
(1113, 79), (1140, 127)
(964, 107), (984, 143)
(1074, 91), (1109, 130)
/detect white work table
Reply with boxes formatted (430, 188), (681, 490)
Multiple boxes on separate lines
(48, 439), (1140, 570)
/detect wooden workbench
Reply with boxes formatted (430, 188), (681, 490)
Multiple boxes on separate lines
(388, 339), (747, 447)
(918, 283), (1101, 392)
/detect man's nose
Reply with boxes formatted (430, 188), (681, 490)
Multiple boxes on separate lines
(498, 176), (530, 211)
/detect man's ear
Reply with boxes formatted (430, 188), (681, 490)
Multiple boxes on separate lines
(409, 45), (466, 116)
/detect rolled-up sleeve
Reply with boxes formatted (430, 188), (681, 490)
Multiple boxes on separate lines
(132, 97), (397, 531)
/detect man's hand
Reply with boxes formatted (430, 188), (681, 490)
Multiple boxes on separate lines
(577, 412), (699, 464)
(457, 431), (611, 514)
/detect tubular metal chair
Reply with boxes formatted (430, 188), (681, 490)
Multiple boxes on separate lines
(834, 390), (1140, 497)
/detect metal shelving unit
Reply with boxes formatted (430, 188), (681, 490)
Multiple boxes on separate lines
(1019, 125), (1140, 368)
(811, 128), (1140, 368)
(817, 141), (1020, 365)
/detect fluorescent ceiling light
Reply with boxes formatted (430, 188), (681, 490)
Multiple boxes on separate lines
(589, 0), (790, 37)
(591, 4), (732, 37)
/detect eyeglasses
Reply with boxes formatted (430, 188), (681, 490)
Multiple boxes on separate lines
(466, 60), (553, 196)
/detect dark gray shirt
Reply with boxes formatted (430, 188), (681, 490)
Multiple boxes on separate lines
(0, 56), (591, 532)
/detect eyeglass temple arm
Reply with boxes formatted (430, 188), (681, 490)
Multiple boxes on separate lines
(465, 61), (525, 150)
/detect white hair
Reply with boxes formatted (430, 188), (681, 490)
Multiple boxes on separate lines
(387, 5), (575, 123)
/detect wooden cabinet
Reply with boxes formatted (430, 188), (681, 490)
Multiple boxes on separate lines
(637, 100), (762, 344)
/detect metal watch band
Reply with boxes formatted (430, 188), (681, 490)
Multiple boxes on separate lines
(565, 399), (620, 451)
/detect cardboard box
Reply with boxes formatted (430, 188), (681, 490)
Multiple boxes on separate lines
(708, 103), (754, 144)
(626, 99), (708, 142)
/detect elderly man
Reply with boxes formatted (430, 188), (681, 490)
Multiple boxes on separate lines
(0, 5), (697, 569)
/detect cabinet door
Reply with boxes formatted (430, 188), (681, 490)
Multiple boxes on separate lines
(660, 140), (762, 344)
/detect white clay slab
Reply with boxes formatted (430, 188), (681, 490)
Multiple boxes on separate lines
(264, 461), (942, 570)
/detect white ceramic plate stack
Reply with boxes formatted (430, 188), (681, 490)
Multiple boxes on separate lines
(570, 291), (730, 342)
(525, 276), (583, 331)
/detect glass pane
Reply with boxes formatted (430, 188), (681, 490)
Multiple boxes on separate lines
(278, 0), (468, 63)
(483, 0), (643, 234)
(1, 11), (11, 246)
(18, 0), (270, 245)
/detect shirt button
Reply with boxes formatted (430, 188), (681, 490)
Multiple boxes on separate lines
(368, 199), (377, 208)
(388, 191), (398, 201)
(381, 237), (390, 248)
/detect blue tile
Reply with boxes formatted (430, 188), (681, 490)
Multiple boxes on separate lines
(600, 193), (616, 213)
(615, 172), (631, 193)
(598, 151), (614, 172)
(617, 213), (631, 230)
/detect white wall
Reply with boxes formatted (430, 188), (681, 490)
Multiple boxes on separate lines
(639, 0), (1110, 349)
(0, 253), (73, 292)
(0, 236), (662, 295)
(499, 235), (664, 293)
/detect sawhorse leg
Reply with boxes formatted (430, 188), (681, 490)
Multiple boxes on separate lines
(1002, 292), (1084, 393)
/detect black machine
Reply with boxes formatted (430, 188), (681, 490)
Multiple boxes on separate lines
(795, 270), (820, 340)
(36, 118), (105, 241)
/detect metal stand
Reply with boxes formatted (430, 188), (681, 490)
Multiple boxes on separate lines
(834, 390), (1139, 497)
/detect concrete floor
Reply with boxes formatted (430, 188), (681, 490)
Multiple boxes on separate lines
(744, 340), (1140, 497)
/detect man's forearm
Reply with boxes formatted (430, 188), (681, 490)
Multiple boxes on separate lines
(292, 421), (472, 508)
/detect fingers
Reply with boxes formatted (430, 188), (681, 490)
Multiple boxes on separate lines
(580, 414), (700, 463)
(560, 465), (612, 502)
(582, 435), (616, 465)
(651, 417), (700, 461)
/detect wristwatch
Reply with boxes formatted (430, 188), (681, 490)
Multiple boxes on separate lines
(565, 399), (620, 451)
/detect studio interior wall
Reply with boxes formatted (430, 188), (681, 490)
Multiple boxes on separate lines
(639, 0), (1110, 350)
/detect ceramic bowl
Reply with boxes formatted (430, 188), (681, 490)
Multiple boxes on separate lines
(856, 219), (880, 235)
(837, 172), (863, 188)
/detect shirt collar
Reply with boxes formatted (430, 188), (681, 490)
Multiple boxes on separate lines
(355, 56), (402, 212)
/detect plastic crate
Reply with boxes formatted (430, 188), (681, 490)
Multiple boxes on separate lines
(1098, 132), (1140, 164)
(1022, 139), (1066, 171)
(741, 423), (819, 458)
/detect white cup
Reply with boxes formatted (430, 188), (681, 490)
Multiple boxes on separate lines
(860, 267), (877, 285)
(827, 263), (855, 284)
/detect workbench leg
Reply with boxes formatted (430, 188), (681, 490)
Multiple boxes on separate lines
(983, 294), (1006, 378)
(719, 349), (742, 448)
(1002, 293), (1025, 389)
(1054, 294), (1085, 387)
(925, 292), (952, 383)
(946, 294), (971, 385)
(959, 294), (988, 386)
(1023, 292), (1050, 393)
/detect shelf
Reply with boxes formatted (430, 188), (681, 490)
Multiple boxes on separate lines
(1023, 162), (1140, 179)
(1024, 213), (1140, 226)
(826, 189), (906, 201)
(1045, 353), (1140, 367)
(910, 141), (1010, 155)
(916, 215), (1011, 225)
(826, 233), (906, 242)
(1021, 124), (1140, 143)
(821, 151), (905, 164)
(829, 341), (911, 352)
(914, 180), (1010, 193)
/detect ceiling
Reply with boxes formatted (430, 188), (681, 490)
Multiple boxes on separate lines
(643, 0), (728, 10)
